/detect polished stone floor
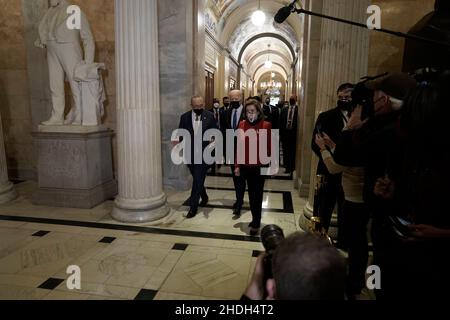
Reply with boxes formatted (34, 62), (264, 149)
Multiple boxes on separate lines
(0, 167), (310, 300)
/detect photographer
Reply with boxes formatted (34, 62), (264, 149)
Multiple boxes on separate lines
(373, 70), (450, 299)
(243, 232), (346, 300)
(332, 72), (417, 299)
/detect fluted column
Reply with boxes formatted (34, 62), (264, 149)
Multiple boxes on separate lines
(0, 112), (17, 203)
(112, 0), (169, 223)
(300, 0), (370, 235)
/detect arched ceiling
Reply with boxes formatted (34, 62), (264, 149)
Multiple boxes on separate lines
(240, 36), (293, 75)
(206, 0), (303, 83)
(254, 63), (287, 85)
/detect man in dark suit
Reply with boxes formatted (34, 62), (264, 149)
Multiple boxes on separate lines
(221, 89), (247, 217)
(279, 95), (299, 174)
(221, 96), (230, 112)
(311, 83), (354, 244)
(178, 96), (218, 218)
(209, 98), (224, 174)
(263, 97), (279, 130)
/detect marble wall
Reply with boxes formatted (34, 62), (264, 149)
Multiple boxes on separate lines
(0, 0), (116, 181)
(368, 0), (436, 75)
(0, 0), (33, 180)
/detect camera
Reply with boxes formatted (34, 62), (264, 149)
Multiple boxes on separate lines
(350, 81), (375, 120)
(350, 73), (389, 120)
(261, 224), (285, 279)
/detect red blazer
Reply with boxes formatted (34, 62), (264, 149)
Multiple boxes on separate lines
(236, 120), (272, 168)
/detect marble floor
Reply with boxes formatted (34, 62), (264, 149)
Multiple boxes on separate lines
(0, 167), (309, 300)
(0, 166), (376, 300)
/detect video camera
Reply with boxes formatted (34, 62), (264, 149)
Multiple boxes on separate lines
(260, 225), (285, 280)
(349, 73), (388, 120)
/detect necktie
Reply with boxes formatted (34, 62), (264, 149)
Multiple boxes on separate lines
(287, 107), (293, 129)
(232, 110), (238, 129)
(194, 115), (200, 133)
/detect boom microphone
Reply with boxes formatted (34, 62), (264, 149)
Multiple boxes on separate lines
(274, 0), (298, 24)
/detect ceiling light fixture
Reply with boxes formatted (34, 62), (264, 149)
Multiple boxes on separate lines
(264, 44), (272, 68)
(251, 0), (266, 26)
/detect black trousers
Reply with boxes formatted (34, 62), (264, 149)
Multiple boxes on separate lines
(317, 175), (345, 245)
(231, 164), (246, 208)
(241, 166), (266, 228)
(342, 200), (370, 295)
(281, 132), (297, 172)
(187, 164), (208, 211)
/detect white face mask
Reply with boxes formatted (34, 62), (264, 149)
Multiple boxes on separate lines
(248, 114), (258, 123)
(213, 103), (220, 109)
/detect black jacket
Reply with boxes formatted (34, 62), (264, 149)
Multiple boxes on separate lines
(311, 107), (347, 176)
(178, 110), (218, 164)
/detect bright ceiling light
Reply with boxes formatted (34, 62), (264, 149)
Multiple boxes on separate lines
(252, 0), (266, 26)
(252, 10), (266, 26)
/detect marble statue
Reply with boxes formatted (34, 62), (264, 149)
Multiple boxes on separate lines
(35, 0), (103, 126)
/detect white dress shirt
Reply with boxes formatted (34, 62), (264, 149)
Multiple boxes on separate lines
(231, 105), (243, 129)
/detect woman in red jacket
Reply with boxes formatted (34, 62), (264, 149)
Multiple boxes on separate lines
(235, 99), (272, 236)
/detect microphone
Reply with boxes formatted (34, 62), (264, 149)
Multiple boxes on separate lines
(274, 0), (298, 24)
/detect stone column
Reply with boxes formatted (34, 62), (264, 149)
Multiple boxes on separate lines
(296, 0), (324, 197)
(299, 0), (370, 235)
(112, 0), (169, 223)
(158, 0), (206, 191)
(0, 112), (17, 203)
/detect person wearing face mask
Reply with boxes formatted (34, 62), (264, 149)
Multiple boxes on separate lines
(234, 100), (272, 236)
(279, 96), (299, 174)
(35, 0), (95, 126)
(263, 97), (280, 130)
(221, 90), (248, 217)
(311, 83), (354, 248)
(209, 98), (224, 174)
(178, 96), (218, 218)
(332, 73), (417, 300)
(221, 97), (231, 111)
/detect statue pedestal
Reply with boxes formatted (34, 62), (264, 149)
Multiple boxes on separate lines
(32, 126), (118, 209)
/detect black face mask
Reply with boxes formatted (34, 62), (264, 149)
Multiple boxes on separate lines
(193, 109), (204, 116)
(231, 101), (241, 109)
(224, 102), (230, 107)
(337, 100), (352, 112)
(289, 99), (296, 106)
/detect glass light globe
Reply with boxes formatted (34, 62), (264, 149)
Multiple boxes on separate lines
(251, 10), (266, 26)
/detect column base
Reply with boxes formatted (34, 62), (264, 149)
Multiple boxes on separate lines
(0, 182), (18, 204)
(112, 194), (170, 223)
(299, 201), (338, 240)
(298, 178), (310, 198)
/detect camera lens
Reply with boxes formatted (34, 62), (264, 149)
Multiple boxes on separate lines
(261, 225), (285, 254)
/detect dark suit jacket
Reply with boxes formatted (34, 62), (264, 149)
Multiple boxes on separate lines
(220, 106), (247, 161)
(311, 107), (347, 176)
(279, 105), (298, 138)
(263, 104), (279, 130)
(209, 108), (224, 130)
(178, 110), (218, 164)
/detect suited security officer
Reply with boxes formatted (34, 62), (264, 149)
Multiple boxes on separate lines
(311, 83), (354, 247)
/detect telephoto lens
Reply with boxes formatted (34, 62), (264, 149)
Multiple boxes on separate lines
(261, 225), (285, 279)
